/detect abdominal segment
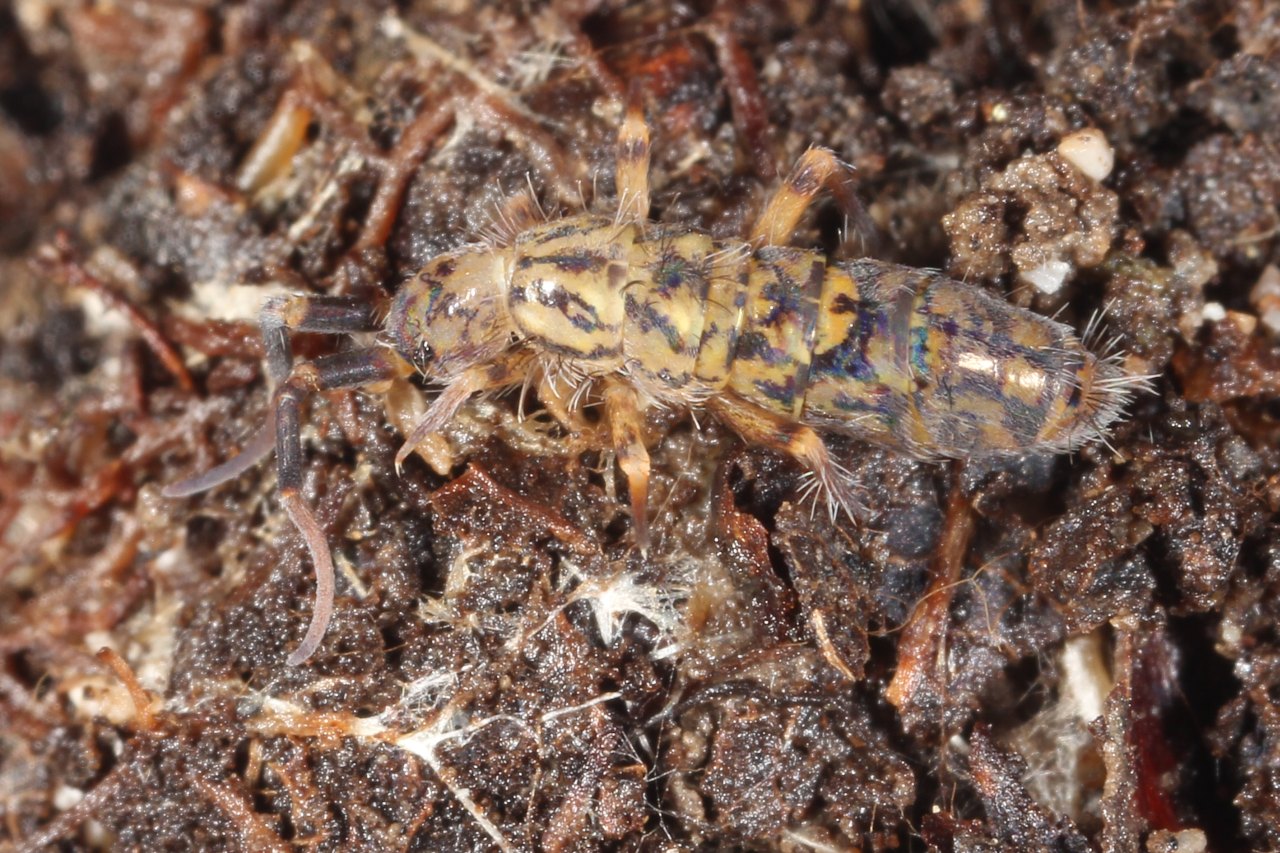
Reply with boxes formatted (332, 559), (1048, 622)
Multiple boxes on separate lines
(504, 214), (1118, 461)
(731, 257), (1109, 459)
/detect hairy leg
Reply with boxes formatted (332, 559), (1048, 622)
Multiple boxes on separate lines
(708, 392), (860, 521)
(602, 381), (652, 551)
(394, 349), (538, 472)
(614, 95), (651, 226)
(749, 147), (875, 251)
(533, 367), (595, 438)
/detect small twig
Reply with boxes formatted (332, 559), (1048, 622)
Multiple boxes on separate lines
(193, 777), (291, 853)
(16, 752), (139, 853)
(382, 15), (551, 129)
(702, 7), (776, 180)
(96, 647), (158, 732)
(353, 95), (461, 251)
(884, 468), (975, 721)
(32, 237), (195, 392)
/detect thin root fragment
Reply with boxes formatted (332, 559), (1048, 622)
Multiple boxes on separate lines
(33, 239), (196, 392)
(884, 474), (974, 724)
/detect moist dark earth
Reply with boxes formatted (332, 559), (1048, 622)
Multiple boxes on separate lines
(2, 1), (1279, 850)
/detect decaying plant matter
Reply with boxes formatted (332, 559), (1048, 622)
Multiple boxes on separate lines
(2, 1), (1279, 850)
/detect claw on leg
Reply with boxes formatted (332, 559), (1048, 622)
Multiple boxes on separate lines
(395, 350), (536, 472)
(614, 93), (651, 225)
(708, 393), (861, 522)
(750, 146), (874, 253)
(603, 381), (652, 552)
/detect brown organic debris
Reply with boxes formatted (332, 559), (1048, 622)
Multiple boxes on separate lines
(3, 1), (1279, 850)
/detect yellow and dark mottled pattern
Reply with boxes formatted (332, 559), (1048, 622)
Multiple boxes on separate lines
(622, 230), (716, 396)
(503, 218), (758, 405)
(803, 259), (1105, 457)
(391, 213), (1123, 461)
(386, 250), (509, 379)
(690, 248), (748, 394)
(906, 276), (1078, 455)
(726, 247), (825, 417)
(803, 261), (919, 445)
(508, 215), (636, 369)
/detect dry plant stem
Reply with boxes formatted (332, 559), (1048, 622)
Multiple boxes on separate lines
(15, 758), (137, 853)
(192, 778), (291, 853)
(1100, 623), (1143, 853)
(555, 18), (627, 104)
(0, 671), (62, 734)
(161, 314), (264, 359)
(885, 471), (975, 715)
(354, 95), (461, 251)
(18, 648), (289, 852)
(1101, 621), (1181, 847)
(15, 650), (161, 853)
(703, 8), (776, 180)
(467, 95), (584, 204)
(68, 525), (147, 635)
(427, 466), (598, 560)
(95, 646), (157, 731)
(357, 14), (586, 253)
(0, 464), (23, 541)
(236, 88), (314, 194)
(389, 15), (585, 197)
(384, 14), (546, 128)
(353, 88), (583, 254)
(33, 239), (195, 392)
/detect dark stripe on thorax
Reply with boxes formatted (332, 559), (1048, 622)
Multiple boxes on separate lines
(516, 250), (608, 274)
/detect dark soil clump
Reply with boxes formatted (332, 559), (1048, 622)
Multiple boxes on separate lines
(3, 2), (1278, 850)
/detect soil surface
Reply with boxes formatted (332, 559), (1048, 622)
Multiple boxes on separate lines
(2, 1), (1279, 850)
